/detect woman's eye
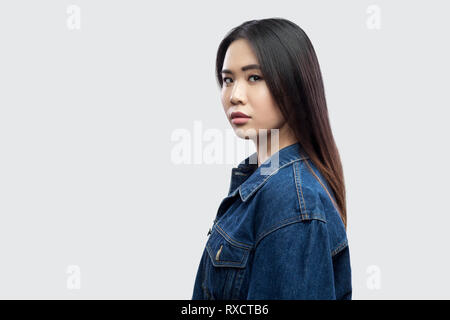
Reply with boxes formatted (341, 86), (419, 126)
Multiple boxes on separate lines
(222, 75), (263, 86)
(249, 75), (262, 82)
(223, 77), (232, 84)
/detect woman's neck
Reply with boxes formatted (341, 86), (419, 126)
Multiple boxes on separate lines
(254, 125), (298, 167)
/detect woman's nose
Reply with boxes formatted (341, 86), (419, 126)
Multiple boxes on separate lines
(230, 82), (246, 105)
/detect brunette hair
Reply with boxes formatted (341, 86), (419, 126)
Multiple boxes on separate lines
(215, 18), (347, 229)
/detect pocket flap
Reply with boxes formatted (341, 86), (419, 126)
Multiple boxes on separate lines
(206, 227), (250, 268)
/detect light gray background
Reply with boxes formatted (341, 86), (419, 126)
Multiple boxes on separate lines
(0, 0), (448, 299)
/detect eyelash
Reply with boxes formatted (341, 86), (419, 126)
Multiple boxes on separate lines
(222, 75), (263, 85)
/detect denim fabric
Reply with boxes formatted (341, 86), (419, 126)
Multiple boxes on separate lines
(192, 142), (352, 300)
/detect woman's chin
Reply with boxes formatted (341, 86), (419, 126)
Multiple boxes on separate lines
(234, 127), (257, 140)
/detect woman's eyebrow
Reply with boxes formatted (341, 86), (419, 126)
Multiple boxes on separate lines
(221, 64), (261, 74)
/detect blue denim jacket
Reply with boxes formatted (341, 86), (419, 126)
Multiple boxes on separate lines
(192, 142), (352, 300)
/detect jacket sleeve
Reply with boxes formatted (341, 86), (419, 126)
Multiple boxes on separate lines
(246, 219), (351, 300)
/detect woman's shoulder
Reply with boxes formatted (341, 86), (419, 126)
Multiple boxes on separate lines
(253, 159), (348, 254)
(255, 158), (328, 220)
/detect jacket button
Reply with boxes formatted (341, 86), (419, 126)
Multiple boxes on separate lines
(215, 245), (223, 261)
(207, 228), (211, 236)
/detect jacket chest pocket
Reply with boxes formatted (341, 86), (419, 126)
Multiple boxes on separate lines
(202, 227), (251, 300)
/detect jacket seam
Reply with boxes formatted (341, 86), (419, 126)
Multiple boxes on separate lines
(331, 238), (348, 257)
(215, 224), (253, 249)
(254, 216), (329, 249)
(293, 161), (308, 218)
(304, 159), (340, 215)
(254, 219), (340, 257)
(242, 157), (308, 202)
(255, 216), (301, 248)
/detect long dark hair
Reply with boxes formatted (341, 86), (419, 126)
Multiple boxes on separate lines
(215, 18), (347, 229)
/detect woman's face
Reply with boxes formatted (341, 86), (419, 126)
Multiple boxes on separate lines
(220, 39), (287, 141)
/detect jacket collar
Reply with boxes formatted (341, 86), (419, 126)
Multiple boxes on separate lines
(227, 142), (309, 202)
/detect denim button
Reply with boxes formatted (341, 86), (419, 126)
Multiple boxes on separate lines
(215, 245), (223, 261)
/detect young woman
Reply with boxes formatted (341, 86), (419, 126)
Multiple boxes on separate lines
(192, 18), (351, 300)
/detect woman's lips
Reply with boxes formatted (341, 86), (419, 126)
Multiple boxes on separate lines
(231, 117), (250, 125)
(230, 111), (251, 125)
